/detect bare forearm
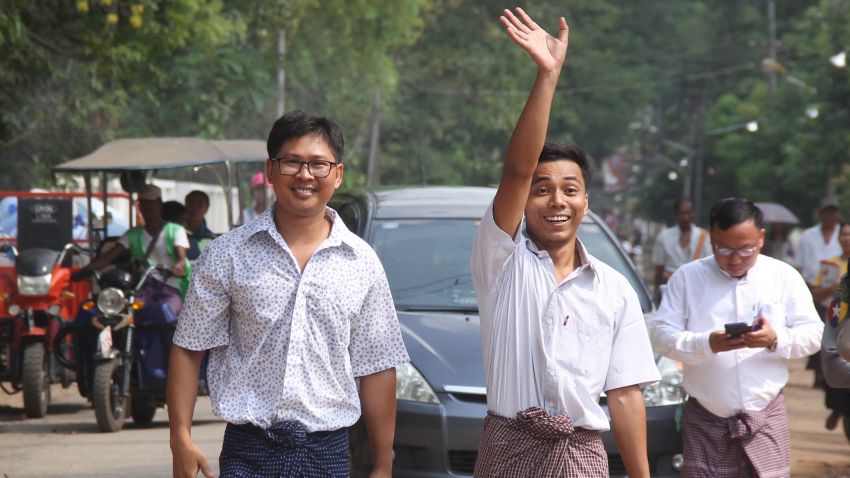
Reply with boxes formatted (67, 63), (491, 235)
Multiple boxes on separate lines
(607, 385), (650, 478)
(504, 70), (561, 177)
(359, 368), (397, 473)
(167, 345), (203, 445)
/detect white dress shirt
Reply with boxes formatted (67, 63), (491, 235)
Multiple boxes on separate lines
(174, 206), (409, 431)
(649, 254), (823, 418)
(652, 224), (712, 274)
(797, 224), (841, 285)
(470, 204), (659, 431)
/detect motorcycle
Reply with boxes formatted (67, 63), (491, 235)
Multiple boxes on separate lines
(57, 264), (183, 432)
(0, 241), (82, 418)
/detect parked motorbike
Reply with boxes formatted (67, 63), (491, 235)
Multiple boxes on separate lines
(0, 242), (80, 418)
(57, 264), (182, 432)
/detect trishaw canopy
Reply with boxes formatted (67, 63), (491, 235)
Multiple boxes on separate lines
(52, 138), (268, 173)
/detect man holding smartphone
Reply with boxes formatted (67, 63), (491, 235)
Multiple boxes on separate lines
(649, 197), (823, 477)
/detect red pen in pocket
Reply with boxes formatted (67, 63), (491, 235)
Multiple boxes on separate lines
(563, 314), (570, 326)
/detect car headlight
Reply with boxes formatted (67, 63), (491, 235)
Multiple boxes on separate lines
(396, 362), (440, 404)
(643, 356), (684, 407)
(97, 287), (127, 316)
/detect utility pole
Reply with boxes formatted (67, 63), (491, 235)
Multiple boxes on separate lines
(366, 87), (381, 187)
(767, 0), (777, 93)
(277, 29), (286, 116)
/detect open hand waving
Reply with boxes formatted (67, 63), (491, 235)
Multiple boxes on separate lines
(500, 7), (569, 73)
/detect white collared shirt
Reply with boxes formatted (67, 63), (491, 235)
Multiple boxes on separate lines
(651, 223), (712, 274)
(649, 254), (823, 418)
(797, 224), (841, 285)
(174, 206), (409, 431)
(470, 204), (659, 431)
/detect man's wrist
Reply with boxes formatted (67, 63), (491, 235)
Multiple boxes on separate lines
(766, 336), (778, 352)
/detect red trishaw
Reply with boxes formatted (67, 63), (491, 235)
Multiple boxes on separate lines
(0, 192), (127, 417)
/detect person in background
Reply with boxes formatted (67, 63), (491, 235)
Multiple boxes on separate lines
(764, 222), (795, 264)
(652, 198), (711, 299)
(813, 222), (850, 430)
(798, 200), (841, 286)
(650, 198), (823, 477)
(822, 260), (850, 389)
(798, 200), (841, 387)
(470, 8), (658, 477)
(240, 172), (267, 225)
(162, 200), (186, 225)
(184, 190), (215, 261)
(73, 184), (191, 307)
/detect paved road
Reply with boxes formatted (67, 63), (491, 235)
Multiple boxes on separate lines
(0, 391), (225, 478)
(1, 359), (849, 477)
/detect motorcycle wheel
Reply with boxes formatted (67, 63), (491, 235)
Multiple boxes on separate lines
(130, 397), (157, 426)
(22, 343), (50, 418)
(92, 359), (125, 433)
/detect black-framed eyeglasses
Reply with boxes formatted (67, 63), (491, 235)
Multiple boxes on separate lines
(272, 158), (339, 178)
(712, 244), (758, 257)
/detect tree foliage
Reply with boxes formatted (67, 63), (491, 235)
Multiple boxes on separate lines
(2, 0), (849, 230)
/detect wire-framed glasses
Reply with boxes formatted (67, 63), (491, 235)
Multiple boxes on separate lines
(712, 244), (758, 257)
(272, 159), (338, 178)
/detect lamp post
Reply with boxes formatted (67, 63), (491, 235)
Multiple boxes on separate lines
(692, 120), (760, 217)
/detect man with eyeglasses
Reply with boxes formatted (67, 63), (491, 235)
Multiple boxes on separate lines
(167, 110), (408, 478)
(649, 197), (823, 477)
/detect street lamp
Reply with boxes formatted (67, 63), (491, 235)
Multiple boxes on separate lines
(831, 51), (847, 69)
(693, 120), (760, 217)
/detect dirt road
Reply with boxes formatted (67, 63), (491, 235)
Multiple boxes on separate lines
(0, 359), (848, 477)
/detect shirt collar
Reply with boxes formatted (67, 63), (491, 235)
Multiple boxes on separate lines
(522, 231), (599, 283)
(710, 254), (762, 282)
(245, 203), (357, 250)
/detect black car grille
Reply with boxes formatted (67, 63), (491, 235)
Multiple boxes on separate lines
(449, 392), (488, 404)
(449, 450), (477, 474)
(449, 451), (646, 476)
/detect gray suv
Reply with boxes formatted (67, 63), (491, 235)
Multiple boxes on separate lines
(331, 186), (684, 477)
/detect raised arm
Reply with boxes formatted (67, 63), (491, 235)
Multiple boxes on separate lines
(492, 8), (569, 236)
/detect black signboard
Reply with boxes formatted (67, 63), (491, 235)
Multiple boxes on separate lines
(17, 198), (73, 251)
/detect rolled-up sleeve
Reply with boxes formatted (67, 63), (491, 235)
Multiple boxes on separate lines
(649, 269), (714, 365)
(174, 239), (231, 350)
(774, 271), (823, 359)
(349, 257), (409, 377)
(605, 284), (660, 391)
(470, 203), (521, 296)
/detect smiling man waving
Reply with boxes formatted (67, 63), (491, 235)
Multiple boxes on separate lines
(469, 7), (659, 478)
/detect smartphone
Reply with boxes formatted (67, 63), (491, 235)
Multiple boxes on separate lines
(725, 322), (752, 338)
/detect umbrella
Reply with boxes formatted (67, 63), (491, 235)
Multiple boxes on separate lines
(755, 202), (799, 224)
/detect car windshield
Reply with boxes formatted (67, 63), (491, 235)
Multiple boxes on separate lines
(370, 218), (651, 313)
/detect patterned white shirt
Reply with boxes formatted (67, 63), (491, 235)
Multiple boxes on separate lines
(470, 204), (660, 431)
(174, 206), (409, 432)
(649, 254), (823, 417)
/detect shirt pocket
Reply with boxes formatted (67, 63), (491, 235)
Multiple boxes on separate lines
(301, 280), (357, 347)
(760, 302), (786, 328)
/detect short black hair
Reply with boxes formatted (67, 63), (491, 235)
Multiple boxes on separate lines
(673, 198), (692, 213)
(538, 142), (592, 188)
(185, 190), (210, 207)
(709, 197), (764, 230)
(267, 110), (344, 163)
(162, 200), (186, 223)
